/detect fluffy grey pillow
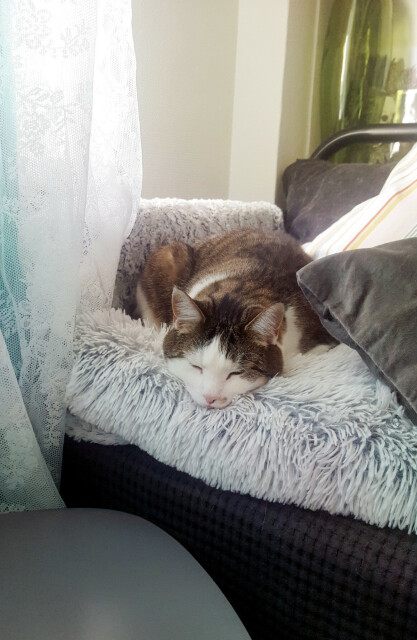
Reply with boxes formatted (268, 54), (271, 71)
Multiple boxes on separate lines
(297, 239), (417, 424)
(282, 159), (394, 242)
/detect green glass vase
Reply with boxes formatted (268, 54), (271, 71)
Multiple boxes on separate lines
(320, 0), (393, 162)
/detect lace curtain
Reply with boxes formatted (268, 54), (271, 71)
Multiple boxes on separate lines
(0, 0), (142, 510)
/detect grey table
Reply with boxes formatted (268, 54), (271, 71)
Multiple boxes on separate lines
(0, 508), (251, 640)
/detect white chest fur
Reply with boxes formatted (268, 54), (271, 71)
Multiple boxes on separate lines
(280, 306), (302, 366)
(136, 282), (157, 325)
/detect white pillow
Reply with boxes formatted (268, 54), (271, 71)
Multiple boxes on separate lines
(303, 143), (417, 259)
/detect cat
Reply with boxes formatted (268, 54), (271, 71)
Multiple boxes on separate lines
(135, 228), (336, 409)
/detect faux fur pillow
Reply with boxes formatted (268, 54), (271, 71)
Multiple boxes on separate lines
(66, 309), (417, 533)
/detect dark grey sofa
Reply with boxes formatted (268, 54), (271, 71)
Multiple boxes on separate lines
(61, 124), (417, 640)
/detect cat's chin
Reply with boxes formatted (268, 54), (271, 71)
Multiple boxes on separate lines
(186, 377), (270, 410)
(205, 402), (231, 410)
(183, 389), (233, 409)
(192, 397), (232, 410)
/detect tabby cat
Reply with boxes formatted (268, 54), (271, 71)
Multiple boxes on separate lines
(136, 228), (336, 409)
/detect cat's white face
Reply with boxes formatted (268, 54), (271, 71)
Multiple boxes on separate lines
(166, 336), (268, 409)
(163, 287), (285, 409)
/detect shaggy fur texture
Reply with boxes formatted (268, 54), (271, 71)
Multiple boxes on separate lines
(66, 309), (417, 534)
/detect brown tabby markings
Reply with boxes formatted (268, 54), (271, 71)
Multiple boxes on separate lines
(136, 229), (336, 407)
(136, 242), (195, 324)
(163, 310), (283, 380)
(138, 229), (334, 349)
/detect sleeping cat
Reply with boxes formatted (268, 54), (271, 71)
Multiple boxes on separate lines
(135, 228), (336, 409)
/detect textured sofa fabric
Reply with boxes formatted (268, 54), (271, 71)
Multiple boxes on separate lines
(282, 159), (394, 242)
(297, 239), (417, 424)
(61, 436), (417, 640)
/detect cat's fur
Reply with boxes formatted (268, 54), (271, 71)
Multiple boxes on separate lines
(136, 229), (336, 408)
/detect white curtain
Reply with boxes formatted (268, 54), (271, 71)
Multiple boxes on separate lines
(0, 0), (142, 510)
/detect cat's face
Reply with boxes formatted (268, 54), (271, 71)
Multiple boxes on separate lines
(163, 287), (284, 409)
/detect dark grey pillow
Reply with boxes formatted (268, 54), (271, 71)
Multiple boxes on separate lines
(297, 239), (417, 424)
(282, 159), (394, 242)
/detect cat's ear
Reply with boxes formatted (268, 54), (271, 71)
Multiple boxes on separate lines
(172, 286), (205, 332)
(245, 302), (285, 345)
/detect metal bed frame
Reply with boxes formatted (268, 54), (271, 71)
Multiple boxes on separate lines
(311, 122), (417, 160)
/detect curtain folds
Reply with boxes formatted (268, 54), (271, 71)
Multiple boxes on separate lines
(0, 0), (142, 510)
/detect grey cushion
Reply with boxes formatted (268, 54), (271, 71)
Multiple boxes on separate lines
(297, 239), (417, 424)
(282, 159), (394, 242)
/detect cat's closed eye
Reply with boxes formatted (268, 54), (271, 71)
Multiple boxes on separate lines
(190, 364), (242, 379)
(226, 371), (243, 380)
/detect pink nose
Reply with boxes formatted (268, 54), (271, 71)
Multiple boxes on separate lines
(203, 394), (218, 405)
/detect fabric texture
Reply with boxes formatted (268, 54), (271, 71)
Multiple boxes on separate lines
(0, 0), (141, 510)
(65, 309), (417, 533)
(297, 238), (417, 425)
(304, 143), (417, 258)
(282, 158), (393, 242)
(61, 436), (417, 640)
(113, 197), (283, 315)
